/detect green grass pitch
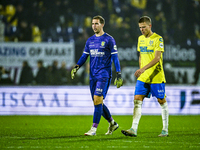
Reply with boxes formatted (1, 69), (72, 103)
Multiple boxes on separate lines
(0, 115), (200, 149)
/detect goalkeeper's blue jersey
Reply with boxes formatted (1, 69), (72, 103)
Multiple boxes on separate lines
(83, 33), (118, 79)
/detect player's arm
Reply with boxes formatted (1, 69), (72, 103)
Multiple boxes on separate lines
(111, 54), (123, 88)
(71, 52), (89, 79)
(112, 53), (121, 73)
(139, 53), (141, 68)
(134, 51), (162, 78)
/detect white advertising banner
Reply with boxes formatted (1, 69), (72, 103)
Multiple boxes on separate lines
(0, 42), (74, 68)
(0, 86), (200, 115)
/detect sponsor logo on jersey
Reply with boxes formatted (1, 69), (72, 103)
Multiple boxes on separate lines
(158, 90), (164, 93)
(140, 40), (145, 43)
(89, 42), (95, 47)
(140, 46), (154, 53)
(159, 38), (163, 42)
(114, 45), (117, 50)
(159, 43), (164, 48)
(96, 88), (103, 93)
(90, 49), (105, 57)
(89, 44), (95, 47)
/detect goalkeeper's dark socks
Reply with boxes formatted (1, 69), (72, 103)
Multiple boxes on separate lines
(102, 104), (112, 121)
(93, 104), (103, 128)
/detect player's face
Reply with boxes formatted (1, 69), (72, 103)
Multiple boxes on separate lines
(92, 19), (103, 34)
(139, 22), (152, 37)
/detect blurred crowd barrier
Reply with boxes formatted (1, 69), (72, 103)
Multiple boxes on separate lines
(0, 0), (200, 86)
(0, 42), (200, 85)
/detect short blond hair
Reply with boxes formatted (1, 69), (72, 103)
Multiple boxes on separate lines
(93, 15), (105, 25)
(138, 16), (151, 25)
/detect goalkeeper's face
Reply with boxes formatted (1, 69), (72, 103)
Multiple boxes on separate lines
(92, 19), (104, 35)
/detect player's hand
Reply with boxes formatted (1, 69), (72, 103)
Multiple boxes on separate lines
(114, 72), (123, 88)
(134, 68), (145, 78)
(71, 65), (79, 79)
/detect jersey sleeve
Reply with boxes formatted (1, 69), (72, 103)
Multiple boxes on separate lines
(155, 37), (164, 52)
(108, 37), (118, 55)
(108, 37), (121, 72)
(83, 39), (90, 55)
(137, 36), (141, 52)
(77, 39), (90, 67)
(111, 54), (121, 72)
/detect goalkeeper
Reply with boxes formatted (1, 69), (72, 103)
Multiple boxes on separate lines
(71, 15), (123, 136)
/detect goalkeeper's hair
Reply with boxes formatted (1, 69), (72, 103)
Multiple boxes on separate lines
(138, 16), (151, 25)
(93, 15), (105, 25)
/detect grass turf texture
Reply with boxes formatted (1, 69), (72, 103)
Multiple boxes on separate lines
(0, 115), (200, 149)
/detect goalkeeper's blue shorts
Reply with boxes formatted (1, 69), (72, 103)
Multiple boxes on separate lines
(90, 78), (111, 100)
(135, 80), (166, 99)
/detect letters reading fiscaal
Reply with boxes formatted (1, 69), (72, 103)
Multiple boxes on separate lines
(0, 92), (70, 107)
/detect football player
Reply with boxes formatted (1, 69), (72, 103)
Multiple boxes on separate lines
(71, 15), (123, 136)
(121, 16), (169, 137)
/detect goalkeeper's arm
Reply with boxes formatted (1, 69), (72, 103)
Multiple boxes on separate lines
(111, 53), (123, 88)
(71, 53), (89, 79)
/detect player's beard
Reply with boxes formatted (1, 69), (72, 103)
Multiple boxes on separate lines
(93, 29), (99, 34)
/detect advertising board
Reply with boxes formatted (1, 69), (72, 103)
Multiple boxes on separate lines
(0, 86), (199, 115)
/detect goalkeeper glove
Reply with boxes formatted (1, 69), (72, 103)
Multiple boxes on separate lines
(114, 72), (123, 88)
(71, 65), (79, 79)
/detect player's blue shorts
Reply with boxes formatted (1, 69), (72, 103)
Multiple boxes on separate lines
(135, 80), (166, 99)
(90, 78), (111, 100)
